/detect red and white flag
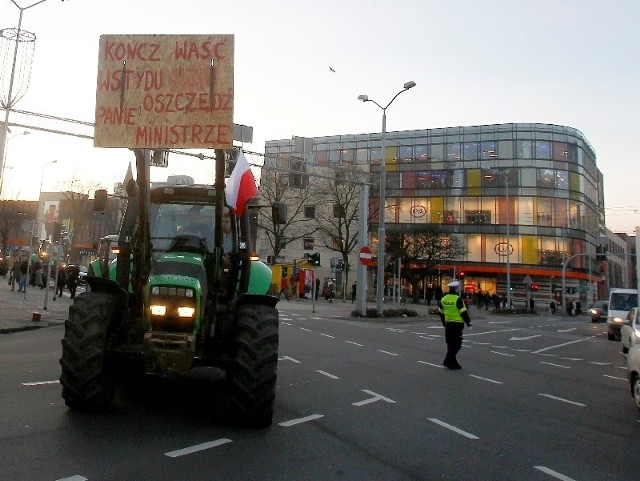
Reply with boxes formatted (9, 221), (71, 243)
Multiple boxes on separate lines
(225, 149), (257, 216)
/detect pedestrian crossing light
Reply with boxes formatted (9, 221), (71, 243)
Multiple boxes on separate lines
(310, 252), (321, 266)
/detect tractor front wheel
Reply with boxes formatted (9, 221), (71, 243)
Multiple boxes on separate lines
(60, 292), (116, 411)
(230, 304), (279, 428)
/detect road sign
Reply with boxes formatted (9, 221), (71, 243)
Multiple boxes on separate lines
(359, 246), (374, 266)
(94, 34), (234, 149)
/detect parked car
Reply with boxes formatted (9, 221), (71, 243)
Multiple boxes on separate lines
(626, 343), (640, 411)
(621, 308), (640, 354)
(588, 300), (608, 323)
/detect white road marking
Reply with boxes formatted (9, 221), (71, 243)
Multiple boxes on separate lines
(616, 366), (627, 370)
(165, 438), (232, 457)
(557, 328), (576, 333)
(279, 356), (301, 363)
(538, 393), (585, 407)
(428, 418), (479, 439)
(386, 328), (407, 333)
(603, 374), (626, 381)
(345, 340), (363, 347)
(281, 321), (292, 326)
(510, 335), (542, 341)
(472, 341), (490, 345)
(465, 328), (520, 337)
(560, 357), (583, 361)
(538, 353), (558, 357)
(299, 327), (311, 332)
(56, 476), (88, 481)
(491, 351), (515, 357)
(312, 317), (323, 320)
(377, 349), (399, 356)
(21, 380), (60, 386)
(488, 321), (511, 324)
(493, 345), (510, 349)
(352, 389), (396, 406)
(468, 374), (503, 384)
(532, 336), (596, 354)
(540, 361), (570, 369)
(320, 333), (335, 339)
(589, 361), (610, 366)
(279, 414), (324, 427)
(534, 465), (577, 481)
(298, 317), (308, 320)
(418, 335), (434, 340)
(417, 361), (444, 368)
(513, 349), (532, 352)
(316, 370), (339, 379)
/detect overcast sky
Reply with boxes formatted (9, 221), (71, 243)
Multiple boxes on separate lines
(0, 0), (638, 233)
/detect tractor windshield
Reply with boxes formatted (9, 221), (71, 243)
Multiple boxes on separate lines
(150, 203), (216, 253)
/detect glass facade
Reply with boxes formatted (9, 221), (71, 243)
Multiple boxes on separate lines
(265, 123), (605, 302)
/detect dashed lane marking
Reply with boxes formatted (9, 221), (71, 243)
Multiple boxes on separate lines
(532, 336), (596, 354)
(468, 374), (503, 384)
(279, 414), (324, 427)
(540, 361), (570, 369)
(428, 418), (479, 439)
(534, 465), (577, 481)
(352, 390), (396, 406)
(165, 438), (232, 457)
(279, 356), (301, 363)
(377, 349), (399, 356)
(345, 340), (363, 347)
(491, 351), (515, 357)
(21, 380), (60, 386)
(56, 476), (88, 481)
(538, 393), (585, 407)
(316, 370), (339, 379)
(299, 327), (311, 332)
(603, 374), (626, 381)
(417, 361), (444, 368)
(320, 333), (335, 339)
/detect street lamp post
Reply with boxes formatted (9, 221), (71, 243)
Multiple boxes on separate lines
(38, 159), (58, 311)
(0, 129), (30, 196)
(358, 81), (416, 317)
(0, 0), (56, 191)
(487, 168), (514, 309)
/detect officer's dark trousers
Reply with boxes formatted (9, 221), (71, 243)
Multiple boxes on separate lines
(444, 322), (464, 367)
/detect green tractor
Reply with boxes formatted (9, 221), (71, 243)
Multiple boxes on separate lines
(59, 148), (279, 427)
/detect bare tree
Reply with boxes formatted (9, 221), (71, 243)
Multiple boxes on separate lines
(57, 176), (101, 260)
(385, 226), (468, 304)
(314, 166), (368, 293)
(256, 165), (318, 261)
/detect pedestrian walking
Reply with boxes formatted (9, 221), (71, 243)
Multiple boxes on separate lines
(10, 261), (20, 291)
(351, 281), (357, 304)
(278, 275), (289, 301)
(18, 257), (28, 293)
(315, 278), (320, 301)
(437, 280), (472, 370)
(67, 265), (80, 298)
(56, 265), (67, 298)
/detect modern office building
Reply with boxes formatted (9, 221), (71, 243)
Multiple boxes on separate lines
(264, 123), (607, 307)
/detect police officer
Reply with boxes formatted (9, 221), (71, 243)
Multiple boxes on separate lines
(438, 280), (472, 369)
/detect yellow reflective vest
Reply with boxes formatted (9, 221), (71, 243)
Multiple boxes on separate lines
(439, 293), (467, 322)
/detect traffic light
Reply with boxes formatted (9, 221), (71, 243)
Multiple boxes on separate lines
(530, 283), (539, 292)
(310, 252), (321, 266)
(596, 245), (607, 261)
(459, 271), (465, 283)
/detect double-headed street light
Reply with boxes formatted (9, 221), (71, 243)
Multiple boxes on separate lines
(358, 80), (416, 317)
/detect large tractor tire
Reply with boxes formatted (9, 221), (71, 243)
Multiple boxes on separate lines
(230, 304), (279, 428)
(60, 292), (116, 411)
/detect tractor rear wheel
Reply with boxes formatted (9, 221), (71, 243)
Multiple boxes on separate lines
(230, 304), (279, 428)
(60, 292), (116, 411)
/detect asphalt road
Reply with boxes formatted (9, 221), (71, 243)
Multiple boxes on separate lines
(0, 306), (636, 481)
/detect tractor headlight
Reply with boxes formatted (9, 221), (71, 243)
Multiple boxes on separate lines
(177, 306), (196, 318)
(150, 304), (167, 316)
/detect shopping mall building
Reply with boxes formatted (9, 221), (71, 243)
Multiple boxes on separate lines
(263, 123), (607, 306)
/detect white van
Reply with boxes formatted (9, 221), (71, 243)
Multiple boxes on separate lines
(607, 288), (638, 341)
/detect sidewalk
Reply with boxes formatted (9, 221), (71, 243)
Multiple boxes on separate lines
(0, 280), (71, 334)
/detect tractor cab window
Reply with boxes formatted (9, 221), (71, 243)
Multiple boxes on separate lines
(150, 203), (235, 254)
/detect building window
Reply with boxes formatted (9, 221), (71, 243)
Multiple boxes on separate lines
(465, 210), (491, 224)
(303, 238), (314, 250)
(304, 205), (315, 218)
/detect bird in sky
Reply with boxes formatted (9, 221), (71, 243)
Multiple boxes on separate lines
(329, 66), (336, 73)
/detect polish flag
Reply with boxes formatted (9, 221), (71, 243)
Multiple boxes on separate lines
(225, 149), (257, 216)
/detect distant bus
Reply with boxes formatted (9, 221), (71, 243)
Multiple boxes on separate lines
(607, 288), (638, 341)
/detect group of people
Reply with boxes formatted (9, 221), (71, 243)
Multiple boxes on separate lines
(5, 252), (81, 298)
(7, 254), (29, 293)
